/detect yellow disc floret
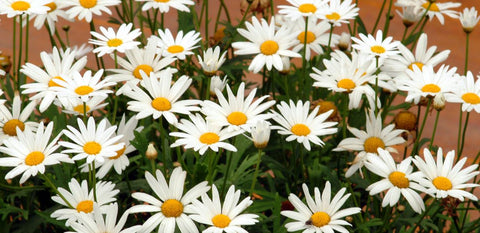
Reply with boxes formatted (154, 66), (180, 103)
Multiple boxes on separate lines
(260, 40), (279, 55)
(432, 176), (452, 191)
(298, 3), (316, 13)
(76, 200), (94, 213)
(11, 1), (30, 11)
(161, 199), (184, 217)
(212, 214), (231, 228)
(310, 211), (330, 228)
(83, 141), (102, 155)
(167, 45), (184, 54)
(25, 151), (45, 166)
(370, 45), (386, 54)
(421, 84), (441, 93)
(461, 93), (480, 104)
(337, 78), (356, 91)
(291, 123), (310, 136)
(199, 132), (220, 145)
(3, 119), (25, 136)
(297, 31), (316, 44)
(389, 171), (410, 188)
(151, 97), (172, 111)
(107, 38), (123, 47)
(79, 0), (97, 9)
(363, 136), (385, 153)
(227, 111), (248, 126)
(133, 64), (154, 80)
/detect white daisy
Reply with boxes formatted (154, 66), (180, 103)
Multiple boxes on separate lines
(209, 75), (228, 97)
(154, 29), (201, 60)
(57, 95), (108, 115)
(318, 0), (359, 26)
(21, 46), (87, 112)
(459, 7), (480, 33)
(137, 0), (194, 13)
(352, 30), (400, 62)
(412, 148), (480, 201)
(90, 23), (141, 57)
(189, 185), (259, 233)
(63, 0), (120, 22)
(52, 69), (115, 102)
(396, 5), (423, 27)
(122, 72), (200, 124)
(334, 110), (405, 178)
(270, 100), (338, 151)
(69, 43), (93, 59)
(170, 113), (240, 155)
(59, 117), (124, 164)
(281, 182), (361, 233)
(201, 82), (276, 133)
(445, 71), (480, 113)
(0, 122), (72, 184)
(419, 0), (461, 25)
(364, 148), (425, 213)
(197, 46), (227, 76)
(0, 0), (50, 18)
(0, 95), (38, 143)
(232, 16), (300, 73)
(128, 167), (210, 233)
(51, 178), (119, 226)
(250, 120), (271, 149)
(277, 0), (327, 20)
(31, 0), (72, 35)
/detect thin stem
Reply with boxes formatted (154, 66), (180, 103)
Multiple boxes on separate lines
(457, 109), (463, 157)
(220, 150), (233, 197)
(428, 110), (440, 150)
(12, 16), (16, 84)
(326, 23), (334, 54)
(44, 23), (58, 48)
(464, 32), (470, 74)
(371, 0), (387, 33)
(24, 15), (29, 64)
(219, 0), (231, 24)
(92, 161), (97, 202)
(382, 0), (394, 37)
(204, 0), (209, 49)
(458, 112), (470, 157)
(374, 56), (379, 115)
(89, 21), (102, 71)
(401, 26), (409, 41)
(16, 14), (23, 92)
(41, 174), (74, 209)
(300, 18), (309, 100)
(411, 100), (431, 156)
(249, 149), (263, 196)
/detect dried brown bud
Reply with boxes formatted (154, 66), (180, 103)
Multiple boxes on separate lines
(394, 111), (417, 131)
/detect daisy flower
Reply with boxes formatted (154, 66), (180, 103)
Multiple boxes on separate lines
(271, 100), (338, 151)
(396, 5), (423, 27)
(251, 120), (271, 149)
(281, 182), (361, 233)
(318, 0), (359, 26)
(170, 113), (241, 155)
(69, 43), (93, 59)
(31, 0), (72, 35)
(154, 29), (201, 60)
(201, 82), (276, 133)
(364, 148), (425, 213)
(0, 122), (72, 184)
(334, 110), (405, 177)
(52, 69), (115, 102)
(90, 23), (141, 57)
(419, 0), (460, 25)
(396, 64), (457, 104)
(57, 95), (108, 115)
(445, 71), (480, 113)
(137, 0), (194, 13)
(21, 47), (87, 112)
(459, 7), (480, 33)
(63, 0), (120, 22)
(122, 72), (201, 124)
(412, 148), (479, 201)
(51, 178), (119, 226)
(209, 75), (228, 97)
(0, 95), (38, 143)
(382, 33), (450, 78)
(277, 0), (327, 20)
(128, 168), (210, 233)
(189, 185), (259, 233)
(197, 46), (227, 76)
(352, 30), (400, 62)
(59, 117), (124, 164)
(232, 16), (300, 73)
(0, 0), (50, 18)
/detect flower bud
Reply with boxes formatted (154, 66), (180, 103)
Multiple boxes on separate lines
(0, 52), (12, 74)
(210, 75), (228, 98)
(394, 111), (417, 131)
(338, 32), (351, 51)
(146, 142), (158, 160)
(251, 120), (271, 149)
(279, 56), (291, 75)
(433, 93), (445, 111)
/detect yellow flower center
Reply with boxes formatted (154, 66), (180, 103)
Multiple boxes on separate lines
(75, 85), (94, 95)
(3, 119), (25, 136)
(73, 104), (91, 114)
(11, 1), (30, 11)
(363, 136), (385, 153)
(212, 214), (231, 228)
(45, 2), (57, 12)
(337, 78), (356, 90)
(317, 101), (338, 118)
(107, 38), (123, 47)
(311, 211), (330, 228)
(199, 132), (220, 145)
(298, 3), (316, 13)
(133, 64), (153, 80)
(408, 62), (424, 71)
(48, 76), (65, 87)
(25, 151), (45, 166)
(161, 199), (184, 218)
(79, 0), (97, 9)
(388, 171), (410, 188)
(394, 111), (417, 131)
(291, 123), (310, 136)
(422, 2), (439, 12)
(110, 145), (126, 160)
(297, 31), (316, 44)
(432, 176), (452, 191)
(260, 40), (279, 55)
(326, 12), (341, 21)
(227, 111), (248, 126)
(461, 92), (480, 104)
(151, 97), (172, 111)
(370, 45), (386, 54)
(421, 83), (441, 93)
(155, 0), (170, 2)
(83, 141), (102, 155)
(76, 200), (94, 213)
(167, 45), (184, 54)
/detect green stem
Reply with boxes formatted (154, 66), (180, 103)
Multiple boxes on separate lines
(249, 149), (263, 196)
(411, 100), (431, 156)
(428, 110), (440, 150)
(371, 0), (387, 33)
(89, 21), (102, 71)
(204, 0), (209, 49)
(464, 32), (470, 74)
(458, 112), (470, 157)
(407, 199), (436, 233)
(382, 0), (394, 37)
(374, 56), (379, 115)
(92, 161), (97, 202)
(16, 14), (23, 93)
(41, 174), (74, 209)
(456, 109), (463, 157)
(218, 0), (231, 30)
(221, 149), (234, 197)
(401, 26), (409, 42)
(12, 16), (16, 85)
(326, 23), (334, 54)
(300, 17), (309, 100)
(405, 3), (431, 43)
(44, 23), (58, 48)
(24, 15), (29, 65)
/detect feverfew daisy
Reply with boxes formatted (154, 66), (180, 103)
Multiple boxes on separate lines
(189, 185), (259, 232)
(281, 182), (361, 233)
(122, 72), (200, 124)
(63, 0), (120, 22)
(170, 113), (240, 155)
(90, 23), (141, 57)
(365, 149), (425, 213)
(128, 168), (210, 233)
(334, 110), (405, 178)
(0, 0), (50, 18)
(0, 95), (38, 143)
(445, 71), (480, 113)
(412, 148), (480, 201)
(59, 117), (124, 164)
(58, 95), (108, 115)
(352, 30), (400, 62)
(289, 17), (338, 60)
(52, 69), (115, 102)
(419, 1), (460, 25)
(51, 179), (119, 226)
(0, 122), (72, 184)
(232, 16), (300, 73)
(277, 0), (326, 20)
(318, 0), (359, 26)
(197, 46), (227, 76)
(201, 82), (275, 132)
(137, 0), (194, 13)
(271, 100), (338, 151)
(154, 29), (201, 60)
(31, 0), (72, 35)
(459, 7), (480, 33)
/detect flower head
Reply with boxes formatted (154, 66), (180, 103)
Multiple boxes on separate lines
(63, 0), (120, 22)
(154, 29), (201, 60)
(89, 23), (141, 57)
(459, 7), (480, 33)
(318, 0), (359, 26)
(352, 30), (400, 62)
(137, 0), (194, 13)
(197, 46), (226, 76)
(278, 0), (327, 20)
(0, 0), (51, 18)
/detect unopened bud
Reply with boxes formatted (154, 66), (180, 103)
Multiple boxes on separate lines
(394, 111), (417, 131)
(146, 142), (158, 160)
(210, 75), (228, 98)
(433, 93), (445, 111)
(397, 205), (406, 212)
(338, 32), (351, 51)
(251, 120), (271, 149)
(62, 25), (70, 32)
